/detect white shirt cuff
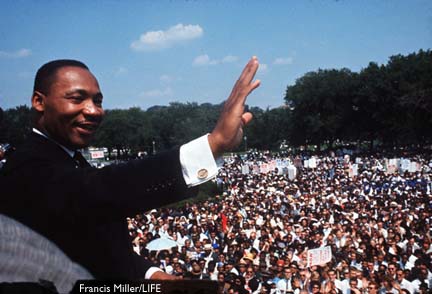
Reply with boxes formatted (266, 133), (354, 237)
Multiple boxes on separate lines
(180, 134), (223, 187)
(145, 267), (163, 279)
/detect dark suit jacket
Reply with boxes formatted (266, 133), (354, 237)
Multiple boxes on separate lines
(0, 132), (197, 279)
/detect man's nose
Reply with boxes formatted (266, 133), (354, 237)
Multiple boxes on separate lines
(83, 100), (104, 118)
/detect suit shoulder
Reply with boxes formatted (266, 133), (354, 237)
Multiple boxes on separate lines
(1, 134), (73, 175)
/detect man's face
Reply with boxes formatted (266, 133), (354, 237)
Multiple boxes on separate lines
(396, 270), (404, 282)
(349, 280), (357, 289)
(368, 284), (378, 294)
(284, 268), (292, 279)
(36, 66), (104, 149)
(388, 265), (396, 275)
(312, 284), (320, 293)
(328, 270), (336, 281)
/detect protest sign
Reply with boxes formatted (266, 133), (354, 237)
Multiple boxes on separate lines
(386, 165), (397, 175)
(288, 165), (297, 180)
(389, 158), (397, 166)
(307, 246), (332, 267)
(409, 162), (417, 173)
(309, 157), (317, 169)
(260, 163), (269, 174)
(400, 159), (410, 172)
(252, 165), (260, 174)
(268, 160), (276, 172)
(349, 164), (358, 177)
(90, 151), (105, 159)
(241, 165), (249, 175)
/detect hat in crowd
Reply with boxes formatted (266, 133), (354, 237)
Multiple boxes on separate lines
(212, 243), (220, 249)
(191, 264), (202, 276)
(243, 253), (254, 262)
(290, 262), (299, 270)
(277, 242), (286, 249)
(204, 244), (212, 251)
(276, 260), (285, 267)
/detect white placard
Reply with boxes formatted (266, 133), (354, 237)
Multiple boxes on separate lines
(252, 165), (260, 174)
(349, 164), (358, 177)
(270, 161), (277, 171)
(344, 154), (351, 164)
(288, 165), (297, 180)
(307, 246), (332, 267)
(241, 165), (249, 174)
(260, 163), (269, 174)
(90, 151), (105, 159)
(400, 159), (410, 172)
(386, 165), (397, 175)
(389, 158), (397, 166)
(309, 157), (317, 169)
(409, 162), (417, 173)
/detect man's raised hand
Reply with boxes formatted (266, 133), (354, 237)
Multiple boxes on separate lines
(208, 56), (260, 157)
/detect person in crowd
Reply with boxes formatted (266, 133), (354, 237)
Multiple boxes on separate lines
(125, 149), (431, 293)
(395, 269), (414, 294)
(367, 282), (380, 294)
(276, 266), (293, 293)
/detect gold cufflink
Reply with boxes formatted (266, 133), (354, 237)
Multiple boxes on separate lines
(197, 169), (208, 179)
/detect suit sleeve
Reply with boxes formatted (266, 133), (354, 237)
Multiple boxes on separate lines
(4, 147), (198, 224)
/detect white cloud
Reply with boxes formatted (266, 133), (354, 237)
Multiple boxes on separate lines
(193, 54), (217, 66)
(139, 87), (173, 98)
(159, 75), (173, 83)
(131, 23), (203, 51)
(221, 55), (238, 63)
(273, 57), (293, 65)
(258, 63), (268, 74)
(114, 67), (128, 76)
(0, 48), (32, 58)
(192, 54), (238, 66)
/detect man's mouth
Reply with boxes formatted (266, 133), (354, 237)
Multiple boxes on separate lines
(75, 123), (99, 135)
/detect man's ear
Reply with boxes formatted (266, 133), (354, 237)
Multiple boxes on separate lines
(32, 91), (45, 112)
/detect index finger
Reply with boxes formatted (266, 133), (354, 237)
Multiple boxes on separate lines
(237, 56), (259, 86)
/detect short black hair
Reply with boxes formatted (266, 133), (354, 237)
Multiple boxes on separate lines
(33, 59), (89, 94)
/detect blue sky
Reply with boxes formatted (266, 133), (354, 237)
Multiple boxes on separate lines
(1, 0), (431, 110)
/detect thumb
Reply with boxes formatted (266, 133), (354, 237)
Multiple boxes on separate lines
(241, 112), (253, 126)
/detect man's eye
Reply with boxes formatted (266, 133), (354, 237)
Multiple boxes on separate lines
(69, 96), (84, 102)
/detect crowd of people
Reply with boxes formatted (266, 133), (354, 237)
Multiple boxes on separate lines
(130, 150), (431, 294)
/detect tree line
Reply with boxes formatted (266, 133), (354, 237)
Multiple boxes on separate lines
(286, 49), (432, 150)
(1, 49), (431, 155)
